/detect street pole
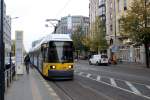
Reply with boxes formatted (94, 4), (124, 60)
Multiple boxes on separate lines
(0, 0), (5, 100)
(144, 0), (149, 68)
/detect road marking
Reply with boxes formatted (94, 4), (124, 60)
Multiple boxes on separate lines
(125, 81), (141, 95)
(79, 72), (83, 75)
(110, 78), (117, 87)
(96, 75), (101, 81)
(78, 82), (115, 100)
(43, 81), (47, 85)
(45, 84), (50, 88)
(33, 69), (61, 100)
(50, 92), (57, 96)
(30, 77), (42, 100)
(146, 85), (150, 90)
(48, 88), (53, 92)
(86, 73), (91, 78)
(77, 71), (150, 100)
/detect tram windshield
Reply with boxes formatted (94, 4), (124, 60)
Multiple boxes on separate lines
(48, 41), (73, 63)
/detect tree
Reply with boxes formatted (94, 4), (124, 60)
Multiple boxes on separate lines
(120, 0), (150, 68)
(11, 40), (16, 56)
(81, 35), (91, 51)
(90, 16), (108, 53)
(71, 25), (85, 52)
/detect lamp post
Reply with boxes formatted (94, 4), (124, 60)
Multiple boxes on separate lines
(144, 0), (149, 68)
(0, 0), (5, 100)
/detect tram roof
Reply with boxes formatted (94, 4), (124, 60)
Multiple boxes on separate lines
(29, 34), (72, 52)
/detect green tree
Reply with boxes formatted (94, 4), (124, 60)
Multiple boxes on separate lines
(120, 0), (150, 68)
(90, 16), (108, 53)
(11, 40), (16, 56)
(71, 26), (85, 52)
(81, 35), (91, 51)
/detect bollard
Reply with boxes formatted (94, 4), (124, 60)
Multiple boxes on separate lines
(5, 71), (7, 92)
(6, 70), (9, 87)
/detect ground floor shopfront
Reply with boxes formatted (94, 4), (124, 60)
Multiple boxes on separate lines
(108, 44), (150, 64)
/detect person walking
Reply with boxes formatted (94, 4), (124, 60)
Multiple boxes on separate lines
(24, 54), (30, 74)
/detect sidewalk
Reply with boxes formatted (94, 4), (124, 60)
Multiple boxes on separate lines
(77, 60), (149, 69)
(5, 67), (60, 100)
(111, 62), (147, 69)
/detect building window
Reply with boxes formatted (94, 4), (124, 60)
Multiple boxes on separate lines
(110, 25), (113, 31)
(110, 2), (113, 9)
(118, 0), (121, 12)
(124, 0), (127, 10)
(110, 14), (112, 19)
(99, 6), (106, 16)
(99, 0), (105, 5)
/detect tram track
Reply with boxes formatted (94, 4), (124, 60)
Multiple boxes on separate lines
(47, 76), (113, 100)
(51, 81), (75, 100)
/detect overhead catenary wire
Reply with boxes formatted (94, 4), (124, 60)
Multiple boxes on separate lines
(55, 0), (72, 18)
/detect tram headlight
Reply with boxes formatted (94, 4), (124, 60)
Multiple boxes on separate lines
(68, 65), (73, 69)
(50, 65), (56, 69)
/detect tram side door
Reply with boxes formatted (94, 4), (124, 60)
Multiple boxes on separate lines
(41, 43), (48, 72)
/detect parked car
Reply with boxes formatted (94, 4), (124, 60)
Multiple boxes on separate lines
(89, 54), (108, 66)
(79, 55), (88, 60)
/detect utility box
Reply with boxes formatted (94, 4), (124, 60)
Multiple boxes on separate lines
(15, 31), (24, 74)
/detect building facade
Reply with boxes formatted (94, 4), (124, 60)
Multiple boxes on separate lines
(3, 3), (12, 64)
(55, 15), (89, 36)
(106, 0), (150, 63)
(89, 0), (106, 38)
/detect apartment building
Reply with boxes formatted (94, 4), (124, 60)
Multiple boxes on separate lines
(106, 0), (150, 63)
(55, 15), (89, 36)
(89, 0), (106, 38)
(2, 3), (12, 64)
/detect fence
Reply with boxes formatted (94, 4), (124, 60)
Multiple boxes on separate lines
(4, 64), (15, 92)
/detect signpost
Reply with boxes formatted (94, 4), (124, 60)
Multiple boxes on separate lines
(0, 0), (5, 100)
(15, 31), (24, 75)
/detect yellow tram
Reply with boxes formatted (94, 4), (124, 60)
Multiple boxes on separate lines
(29, 34), (74, 79)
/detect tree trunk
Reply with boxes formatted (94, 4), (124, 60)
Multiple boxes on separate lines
(144, 43), (149, 68)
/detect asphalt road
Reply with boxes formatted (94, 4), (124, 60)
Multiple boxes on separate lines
(46, 60), (150, 100)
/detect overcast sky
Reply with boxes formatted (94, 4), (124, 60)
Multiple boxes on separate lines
(5, 0), (89, 51)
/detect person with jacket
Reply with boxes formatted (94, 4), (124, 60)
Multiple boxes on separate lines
(24, 54), (30, 74)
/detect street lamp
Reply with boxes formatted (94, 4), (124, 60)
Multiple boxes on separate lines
(0, 0), (5, 100)
(144, 0), (150, 68)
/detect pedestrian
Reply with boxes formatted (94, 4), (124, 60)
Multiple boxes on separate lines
(24, 54), (30, 74)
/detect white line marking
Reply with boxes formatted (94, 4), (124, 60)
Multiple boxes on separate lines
(78, 72), (150, 99)
(79, 72), (83, 75)
(43, 81), (47, 84)
(50, 92), (57, 96)
(30, 77), (42, 100)
(76, 70), (150, 88)
(146, 85), (150, 90)
(45, 84), (50, 88)
(125, 81), (141, 95)
(48, 88), (53, 92)
(80, 75), (150, 100)
(78, 82), (115, 100)
(96, 76), (101, 81)
(86, 73), (91, 78)
(110, 78), (117, 87)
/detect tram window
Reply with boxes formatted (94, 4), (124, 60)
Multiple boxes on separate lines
(48, 41), (73, 63)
